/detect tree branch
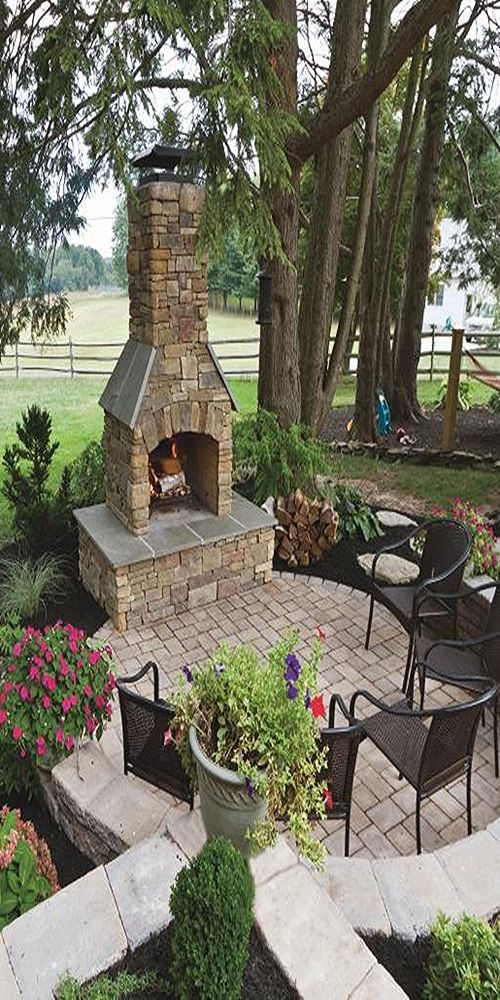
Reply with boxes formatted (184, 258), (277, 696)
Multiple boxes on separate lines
(287, 0), (457, 163)
(458, 46), (500, 77)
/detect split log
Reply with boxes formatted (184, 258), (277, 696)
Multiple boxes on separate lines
(274, 492), (339, 567)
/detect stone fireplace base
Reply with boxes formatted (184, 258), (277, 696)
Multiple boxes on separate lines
(75, 493), (275, 631)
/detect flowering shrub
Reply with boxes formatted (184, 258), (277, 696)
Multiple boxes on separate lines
(0, 622), (116, 793)
(172, 630), (329, 866)
(0, 806), (59, 929)
(430, 499), (500, 580)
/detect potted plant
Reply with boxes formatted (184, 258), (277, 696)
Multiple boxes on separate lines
(171, 629), (329, 866)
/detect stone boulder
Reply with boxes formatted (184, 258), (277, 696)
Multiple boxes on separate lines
(358, 552), (419, 586)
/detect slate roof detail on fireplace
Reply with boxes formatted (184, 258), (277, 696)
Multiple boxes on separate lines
(99, 341), (156, 430)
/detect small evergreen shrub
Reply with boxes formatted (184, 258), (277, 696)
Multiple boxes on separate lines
(57, 970), (160, 999)
(0, 806), (59, 929)
(1, 405), (60, 547)
(0, 553), (69, 623)
(424, 912), (500, 998)
(232, 409), (331, 505)
(64, 437), (105, 510)
(169, 836), (254, 1000)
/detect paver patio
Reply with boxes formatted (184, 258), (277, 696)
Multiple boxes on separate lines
(97, 572), (500, 860)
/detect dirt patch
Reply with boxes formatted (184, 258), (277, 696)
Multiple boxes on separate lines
(323, 404), (500, 460)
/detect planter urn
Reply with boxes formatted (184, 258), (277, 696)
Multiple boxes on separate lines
(189, 726), (267, 858)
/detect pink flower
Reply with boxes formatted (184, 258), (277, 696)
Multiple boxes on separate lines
(44, 650), (52, 663)
(108, 673), (116, 690)
(85, 717), (97, 734)
(41, 695), (51, 710)
(62, 697), (72, 715)
(65, 735), (75, 752)
(83, 703), (91, 716)
(94, 694), (105, 710)
(12, 643), (22, 658)
(69, 640), (77, 655)
(163, 728), (173, 747)
(0, 710), (7, 725)
(42, 673), (57, 692)
(59, 655), (69, 677)
(105, 703), (112, 718)
(89, 650), (100, 666)
(12, 727), (23, 741)
(19, 686), (30, 702)
(84, 685), (92, 698)
(3, 682), (12, 694)
(70, 693), (78, 707)
(315, 625), (327, 641)
(7, 664), (16, 673)
(55, 729), (64, 744)
(35, 736), (46, 756)
(29, 665), (40, 681)
(32, 655), (43, 667)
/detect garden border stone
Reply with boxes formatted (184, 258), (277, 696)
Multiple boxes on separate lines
(332, 440), (500, 471)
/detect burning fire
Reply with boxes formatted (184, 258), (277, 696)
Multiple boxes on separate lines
(172, 440), (178, 459)
(148, 436), (191, 505)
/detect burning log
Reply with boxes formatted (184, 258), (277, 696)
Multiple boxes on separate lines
(275, 491), (339, 567)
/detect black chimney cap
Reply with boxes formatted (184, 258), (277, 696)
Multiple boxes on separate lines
(131, 144), (191, 173)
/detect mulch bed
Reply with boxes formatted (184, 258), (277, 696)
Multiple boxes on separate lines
(323, 404), (500, 460)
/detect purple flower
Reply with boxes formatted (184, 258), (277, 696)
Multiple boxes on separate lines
(182, 665), (193, 683)
(245, 777), (255, 799)
(213, 662), (225, 676)
(287, 683), (298, 700)
(284, 652), (301, 683)
(304, 688), (311, 710)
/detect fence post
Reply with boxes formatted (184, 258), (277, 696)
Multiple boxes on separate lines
(429, 324), (436, 381)
(69, 337), (74, 378)
(14, 341), (19, 379)
(442, 328), (464, 451)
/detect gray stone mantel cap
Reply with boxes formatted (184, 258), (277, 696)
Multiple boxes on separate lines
(74, 492), (276, 570)
(99, 340), (156, 429)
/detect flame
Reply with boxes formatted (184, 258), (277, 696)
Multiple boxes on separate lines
(172, 439), (178, 459)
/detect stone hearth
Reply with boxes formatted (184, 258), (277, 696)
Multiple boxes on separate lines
(76, 147), (275, 630)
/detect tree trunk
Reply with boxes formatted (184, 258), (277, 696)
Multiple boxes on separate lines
(258, 0), (301, 426)
(298, 0), (367, 431)
(353, 194), (379, 441)
(392, 3), (459, 422)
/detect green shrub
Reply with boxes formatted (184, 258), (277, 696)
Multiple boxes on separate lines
(1, 405), (60, 547)
(434, 377), (473, 412)
(324, 482), (383, 542)
(169, 836), (254, 1000)
(0, 806), (59, 929)
(64, 437), (105, 510)
(57, 970), (160, 999)
(424, 912), (500, 998)
(487, 391), (500, 413)
(232, 409), (331, 505)
(0, 554), (69, 623)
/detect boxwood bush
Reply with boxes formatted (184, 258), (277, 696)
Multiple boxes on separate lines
(169, 836), (254, 1000)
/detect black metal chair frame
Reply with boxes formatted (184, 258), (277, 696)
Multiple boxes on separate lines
(364, 518), (471, 694)
(350, 672), (496, 854)
(318, 694), (365, 857)
(117, 660), (193, 808)
(409, 581), (500, 776)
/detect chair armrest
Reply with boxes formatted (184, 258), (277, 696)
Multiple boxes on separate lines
(117, 660), (160, 701)
(349, 689), (414, 718)
(420, 630), (500, 659)
(425, 580), (500, 604)
(417, 657), (497, 694)
(371, 523), (425, 578)
(328, 693), (356, 728)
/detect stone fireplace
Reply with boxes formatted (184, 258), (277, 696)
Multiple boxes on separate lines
(75, 146), (275, 631)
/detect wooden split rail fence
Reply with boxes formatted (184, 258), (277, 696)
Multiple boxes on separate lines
(0, 327), (499, 379)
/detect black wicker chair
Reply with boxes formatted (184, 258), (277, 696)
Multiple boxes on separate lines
(364, 518), (471, 694)
(117, 661), (193, 807)
(411, 581), (500, 775)
(350, 673), (496, 854)
(318, 694), (365, 857)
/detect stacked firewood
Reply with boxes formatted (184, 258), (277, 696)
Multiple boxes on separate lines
(274, 490), (339, 568)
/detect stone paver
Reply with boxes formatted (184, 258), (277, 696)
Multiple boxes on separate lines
(106, 834), (185, 949)
(3, 866), (127, 1000)
(89, 574), (500, 862)
(0, 936), (21, 999)
(372, 854), (464, 940)
(319, 858), (391, 936)
(350, 963), (408, 999)
(435, 830), (500, 918)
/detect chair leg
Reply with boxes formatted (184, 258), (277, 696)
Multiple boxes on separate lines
(402, 632), (415, 695)
(466, 767), (472, 836)
(416, 791), (422, 855)
(494, 697), (499, 779)
(365, 594), (375, 650)
(419, 667), (426, 711)
(344, 813), (351, 858)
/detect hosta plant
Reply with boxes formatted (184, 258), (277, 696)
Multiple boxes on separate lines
(0, 806), (59, 929)
(0, 622), (116, 794)
(172, 630), (329, 866)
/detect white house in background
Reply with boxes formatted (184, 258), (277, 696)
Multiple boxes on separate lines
(422, 218), (496, 332)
